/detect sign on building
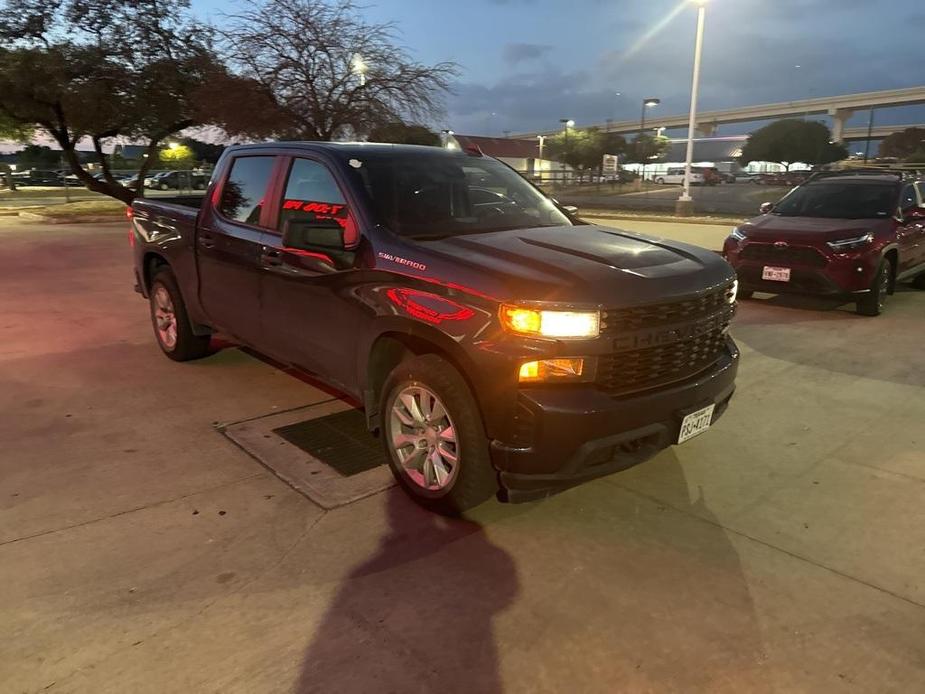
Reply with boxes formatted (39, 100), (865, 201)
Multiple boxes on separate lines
(602, 154), (619, 174)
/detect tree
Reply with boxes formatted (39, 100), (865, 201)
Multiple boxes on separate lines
(180, 137), (226, 164)
(879, 127), (925, 162)
(369, 122), (439, 146)
(740, 119), (847, 170)
(16, 144), (60, 169)
(545, 128), (627, 175)
(0, 0), (277, 204)
(624, 134), (670, 166)
(221, 0), (458, 141)
(158, 144), (196, 170)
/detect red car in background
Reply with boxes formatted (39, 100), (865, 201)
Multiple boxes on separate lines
(724, 170), (925, 315)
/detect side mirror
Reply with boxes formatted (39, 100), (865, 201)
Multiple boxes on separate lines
(902, 206), (925, 221)
(759, 202), (774, 214)
(282, 218), (346, 251)
(562, 205), (579, 216)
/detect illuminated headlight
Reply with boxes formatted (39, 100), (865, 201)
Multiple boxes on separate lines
(730, 227), (747, 242)
(827, 233), (873, 251)
(519, 358), (585, 382)
(501, 305), (600, 339)
(728, 280), (738, 304)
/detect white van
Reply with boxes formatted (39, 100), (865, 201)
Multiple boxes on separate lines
(655, 167), (706, 186)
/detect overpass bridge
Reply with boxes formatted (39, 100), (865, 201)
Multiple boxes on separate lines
(515, 86), (925, 143)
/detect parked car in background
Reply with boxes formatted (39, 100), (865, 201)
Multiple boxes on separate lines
(145, 170), (208, 190)
(11, 169), (63, 186)
(130, 142), (740, 514)
(725, 170), (925, 316)
(654, 167), (707, 186)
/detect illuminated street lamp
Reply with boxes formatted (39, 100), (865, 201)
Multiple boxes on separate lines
(678, 0), (708, 216)
(639, 99), (659, 183)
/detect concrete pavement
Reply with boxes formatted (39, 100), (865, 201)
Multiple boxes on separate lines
(2, 218), (924, 692)
(585, 214), (734, 250)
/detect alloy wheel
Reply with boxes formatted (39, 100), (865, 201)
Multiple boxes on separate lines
(388, 385), (460, 492)
(153, 285), (178, 350)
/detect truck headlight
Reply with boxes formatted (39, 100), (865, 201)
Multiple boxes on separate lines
(500, 305), (600, 339)
(826, 233), (873, 251)
(728, 280), (738, 304)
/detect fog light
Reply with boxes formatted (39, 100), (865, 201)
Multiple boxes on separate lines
(519, 358), (585, 382)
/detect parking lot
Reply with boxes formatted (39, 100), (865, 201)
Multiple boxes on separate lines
(2, 218), (924, 692)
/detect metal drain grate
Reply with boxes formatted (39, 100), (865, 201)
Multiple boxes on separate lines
(273, 409), (387, 477)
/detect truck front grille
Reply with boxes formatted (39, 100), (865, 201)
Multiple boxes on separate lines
(600, 282), (735, 335)
(739, 243), (828, 268)
(596, 326), (730, 397)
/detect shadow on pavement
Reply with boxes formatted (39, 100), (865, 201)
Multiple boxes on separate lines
(295, 489), (519, 693)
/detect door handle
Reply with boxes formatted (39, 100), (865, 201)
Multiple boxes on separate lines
(199, 233), (215, 249)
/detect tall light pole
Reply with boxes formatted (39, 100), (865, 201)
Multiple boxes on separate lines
(677, 0), (707, 216)
(537, 134), (546, 178)
(639, 98), (659, 184)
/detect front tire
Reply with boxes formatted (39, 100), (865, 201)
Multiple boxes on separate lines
(380, 354), (497, 515)
(149, 267), (212, 361)
(856, 258), (892, 316)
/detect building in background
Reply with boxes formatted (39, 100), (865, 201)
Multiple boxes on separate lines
(445, 134), (567, 177)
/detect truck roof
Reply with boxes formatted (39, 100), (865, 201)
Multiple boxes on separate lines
(225, 142), (463, 157)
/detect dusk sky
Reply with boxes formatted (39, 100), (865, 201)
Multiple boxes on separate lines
(199, 0), (925, 139)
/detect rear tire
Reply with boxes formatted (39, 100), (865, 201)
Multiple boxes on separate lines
(856, 258), (892, 317)
(149, 267), (212, 361)
(912, 273), (925, 290)
(380, 354), (497, 515)
(655, 177), (665, 185)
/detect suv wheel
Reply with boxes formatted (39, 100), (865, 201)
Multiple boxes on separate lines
(380, 354), (497, 515)
(655, 177), (665, 185)
(149, 267), (212, 361)
(856, 258), (892, 317)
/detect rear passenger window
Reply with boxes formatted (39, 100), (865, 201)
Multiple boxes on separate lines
(278, 158), (348, 232)
(218, 156), (276, 225)
(900, 185), (917, 210)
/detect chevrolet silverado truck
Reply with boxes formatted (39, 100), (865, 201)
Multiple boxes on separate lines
(130, 142), (740, 514)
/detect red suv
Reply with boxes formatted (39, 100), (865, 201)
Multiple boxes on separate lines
(724, 171), (925, 315)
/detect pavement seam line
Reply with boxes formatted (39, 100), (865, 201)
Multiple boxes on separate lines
(612, 480), (925, 612)
(0, 472), (266, 548)
(217, 398), (339, 428)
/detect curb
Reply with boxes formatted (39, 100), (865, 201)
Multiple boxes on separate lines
(15, 212), (125, 224)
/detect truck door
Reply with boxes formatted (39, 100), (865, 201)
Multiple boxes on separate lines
(258, 156), (363, 393)
(197, 155), (278, 345)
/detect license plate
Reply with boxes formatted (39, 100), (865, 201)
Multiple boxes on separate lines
(762, 266), (791, 282)
(678, 404), (715, 444)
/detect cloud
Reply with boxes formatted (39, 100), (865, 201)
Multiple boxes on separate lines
(502, 42), (552, 65)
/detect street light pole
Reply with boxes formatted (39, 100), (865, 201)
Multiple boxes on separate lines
(638, 99), (659, 185)
(537, 134), (546, 180)
(863, 108), (875, 162)
(678, 0), (707, 216)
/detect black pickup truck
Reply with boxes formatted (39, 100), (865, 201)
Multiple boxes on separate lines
(130, 142), (739, 514)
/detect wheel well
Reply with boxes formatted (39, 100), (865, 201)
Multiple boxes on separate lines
(142, 253), (169, 291)
(365, 333), (479, 433)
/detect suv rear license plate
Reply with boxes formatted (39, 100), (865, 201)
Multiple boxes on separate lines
(762, 266), (791, 282)
(678, 404), (715, 444)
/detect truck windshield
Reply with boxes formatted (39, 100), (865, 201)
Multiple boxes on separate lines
(342, 152), (574, 238)
(773, 182), (898, 219)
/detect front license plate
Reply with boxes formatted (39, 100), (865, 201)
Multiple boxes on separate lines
(762, 265), (791, 282)
(678, 404), (715, 444)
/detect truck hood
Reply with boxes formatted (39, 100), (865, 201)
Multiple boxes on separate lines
(402, 224), (735, 307)
(740, 214), (894, 242)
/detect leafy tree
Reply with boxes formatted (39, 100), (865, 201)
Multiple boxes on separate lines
(0, 0), (277, 204)
(878, 127), (925, 162)
(624, 134), (670, 166)
(16, 144), (61, 169)
(158, 144), (196, 169)
(180, 137), (226, 164)
(545, 128), (627, 174)
(0, 111), (31, 141)
(221, 0), (458, 141)
(740, 119), (847, 170)
(369, 122), (439, 146)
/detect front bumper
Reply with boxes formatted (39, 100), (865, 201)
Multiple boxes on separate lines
(490, 338), (739, 502)
(725, 242), (879, 296)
